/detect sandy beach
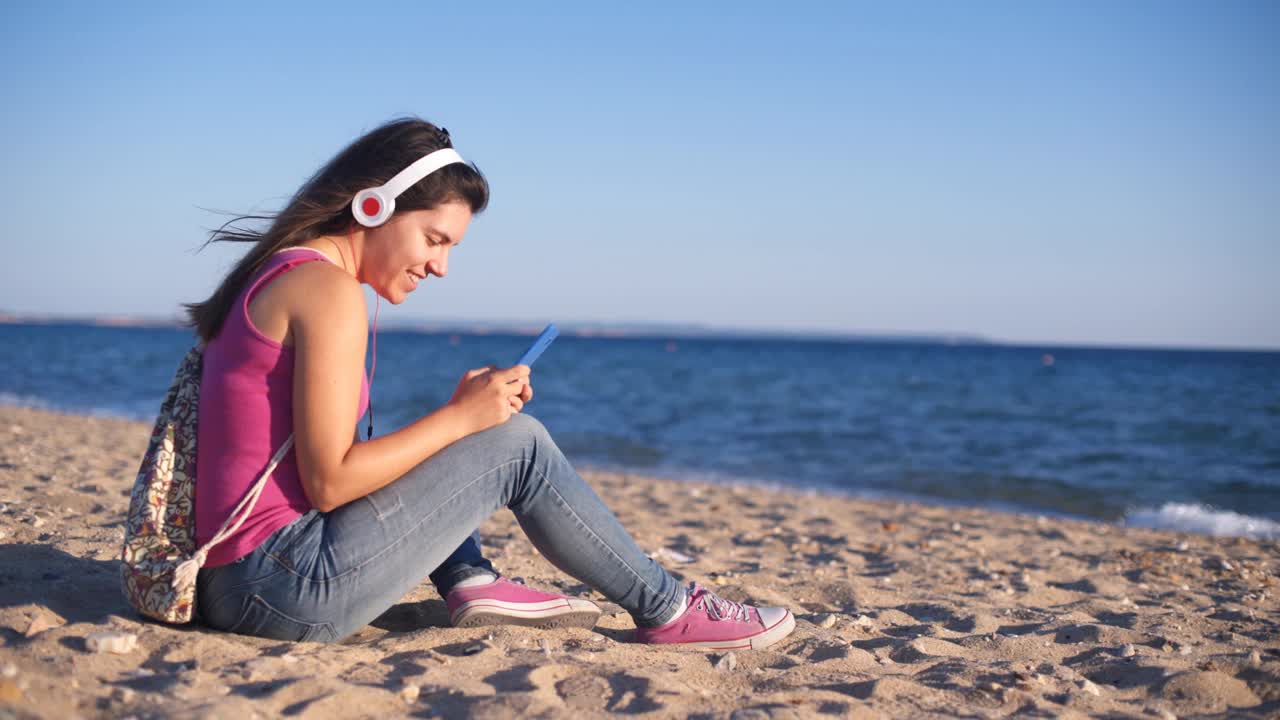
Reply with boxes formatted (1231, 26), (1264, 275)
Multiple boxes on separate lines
(0, 404), (1276, 719)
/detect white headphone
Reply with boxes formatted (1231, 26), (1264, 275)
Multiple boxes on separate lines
(350, 148), (468, 227)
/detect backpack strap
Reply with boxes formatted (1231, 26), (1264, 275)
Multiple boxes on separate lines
(172, 433), (295, 594)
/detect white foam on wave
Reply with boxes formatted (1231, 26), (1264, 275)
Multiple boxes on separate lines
(0, 393), (145, 421)
(1124, 502), (1280, 540)
(0, 392), (55, 410)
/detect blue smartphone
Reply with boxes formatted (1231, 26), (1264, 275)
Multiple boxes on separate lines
(516, 323), (559, 368)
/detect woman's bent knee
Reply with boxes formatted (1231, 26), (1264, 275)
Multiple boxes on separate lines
(488, 413), (552, 450)
(505, 412), (547, 436)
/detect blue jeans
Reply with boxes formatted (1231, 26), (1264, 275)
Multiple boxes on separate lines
(195, 414), (684, 643)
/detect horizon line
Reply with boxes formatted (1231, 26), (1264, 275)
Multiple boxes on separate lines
(1, 311), (1277, 354)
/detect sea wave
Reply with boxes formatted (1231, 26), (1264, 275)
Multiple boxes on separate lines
(0, 392), (147, 421)
(1123, 502), (1280, 540)
(0, 392), (56, 411)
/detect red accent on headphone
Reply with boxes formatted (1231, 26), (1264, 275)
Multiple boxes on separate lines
(361, 197), (381, 217)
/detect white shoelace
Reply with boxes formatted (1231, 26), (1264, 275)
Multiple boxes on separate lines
(689, 583), (752, 623)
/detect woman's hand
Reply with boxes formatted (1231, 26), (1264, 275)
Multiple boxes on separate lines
(447, 364), (531, 435)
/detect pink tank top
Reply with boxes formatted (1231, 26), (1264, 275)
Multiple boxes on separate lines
(196, 248), (369, 567)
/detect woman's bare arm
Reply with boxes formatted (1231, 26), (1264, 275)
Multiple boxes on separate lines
(288, 265), (469, 512)
(287, 264), (529, 512)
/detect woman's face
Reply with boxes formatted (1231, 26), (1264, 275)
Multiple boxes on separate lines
(363, 201), (473, 304)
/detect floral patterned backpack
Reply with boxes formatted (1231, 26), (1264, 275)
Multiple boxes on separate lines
(120, 344), (292, 623)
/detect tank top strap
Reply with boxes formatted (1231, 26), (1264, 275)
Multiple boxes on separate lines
(243, 248), (335, 308)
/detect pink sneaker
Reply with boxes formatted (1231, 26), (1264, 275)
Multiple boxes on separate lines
(633, 584), (795, 650)
(445, 577), (602, 629)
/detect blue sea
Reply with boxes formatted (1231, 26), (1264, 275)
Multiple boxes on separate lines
(3, 323), (1278, 539)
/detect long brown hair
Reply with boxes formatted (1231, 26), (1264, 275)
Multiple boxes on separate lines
(184, 117), (489, 342)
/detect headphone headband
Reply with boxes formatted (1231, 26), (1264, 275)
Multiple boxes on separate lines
(351, 148), (467, 227)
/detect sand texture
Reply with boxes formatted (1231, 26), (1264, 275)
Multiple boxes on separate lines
(0, 405), (1278, 719)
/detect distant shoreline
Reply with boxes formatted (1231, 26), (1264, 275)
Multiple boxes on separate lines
(2, 313), (1278, 353)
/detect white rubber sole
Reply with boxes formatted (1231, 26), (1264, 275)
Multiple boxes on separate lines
(451, 597), (602, 629)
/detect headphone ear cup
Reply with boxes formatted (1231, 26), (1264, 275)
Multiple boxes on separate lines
(352, 188), (395, 227)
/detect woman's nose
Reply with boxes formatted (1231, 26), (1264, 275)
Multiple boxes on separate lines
(428, 257), (447, 278)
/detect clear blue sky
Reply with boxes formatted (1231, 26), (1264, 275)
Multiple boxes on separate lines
(2, 1), (1276, 348)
